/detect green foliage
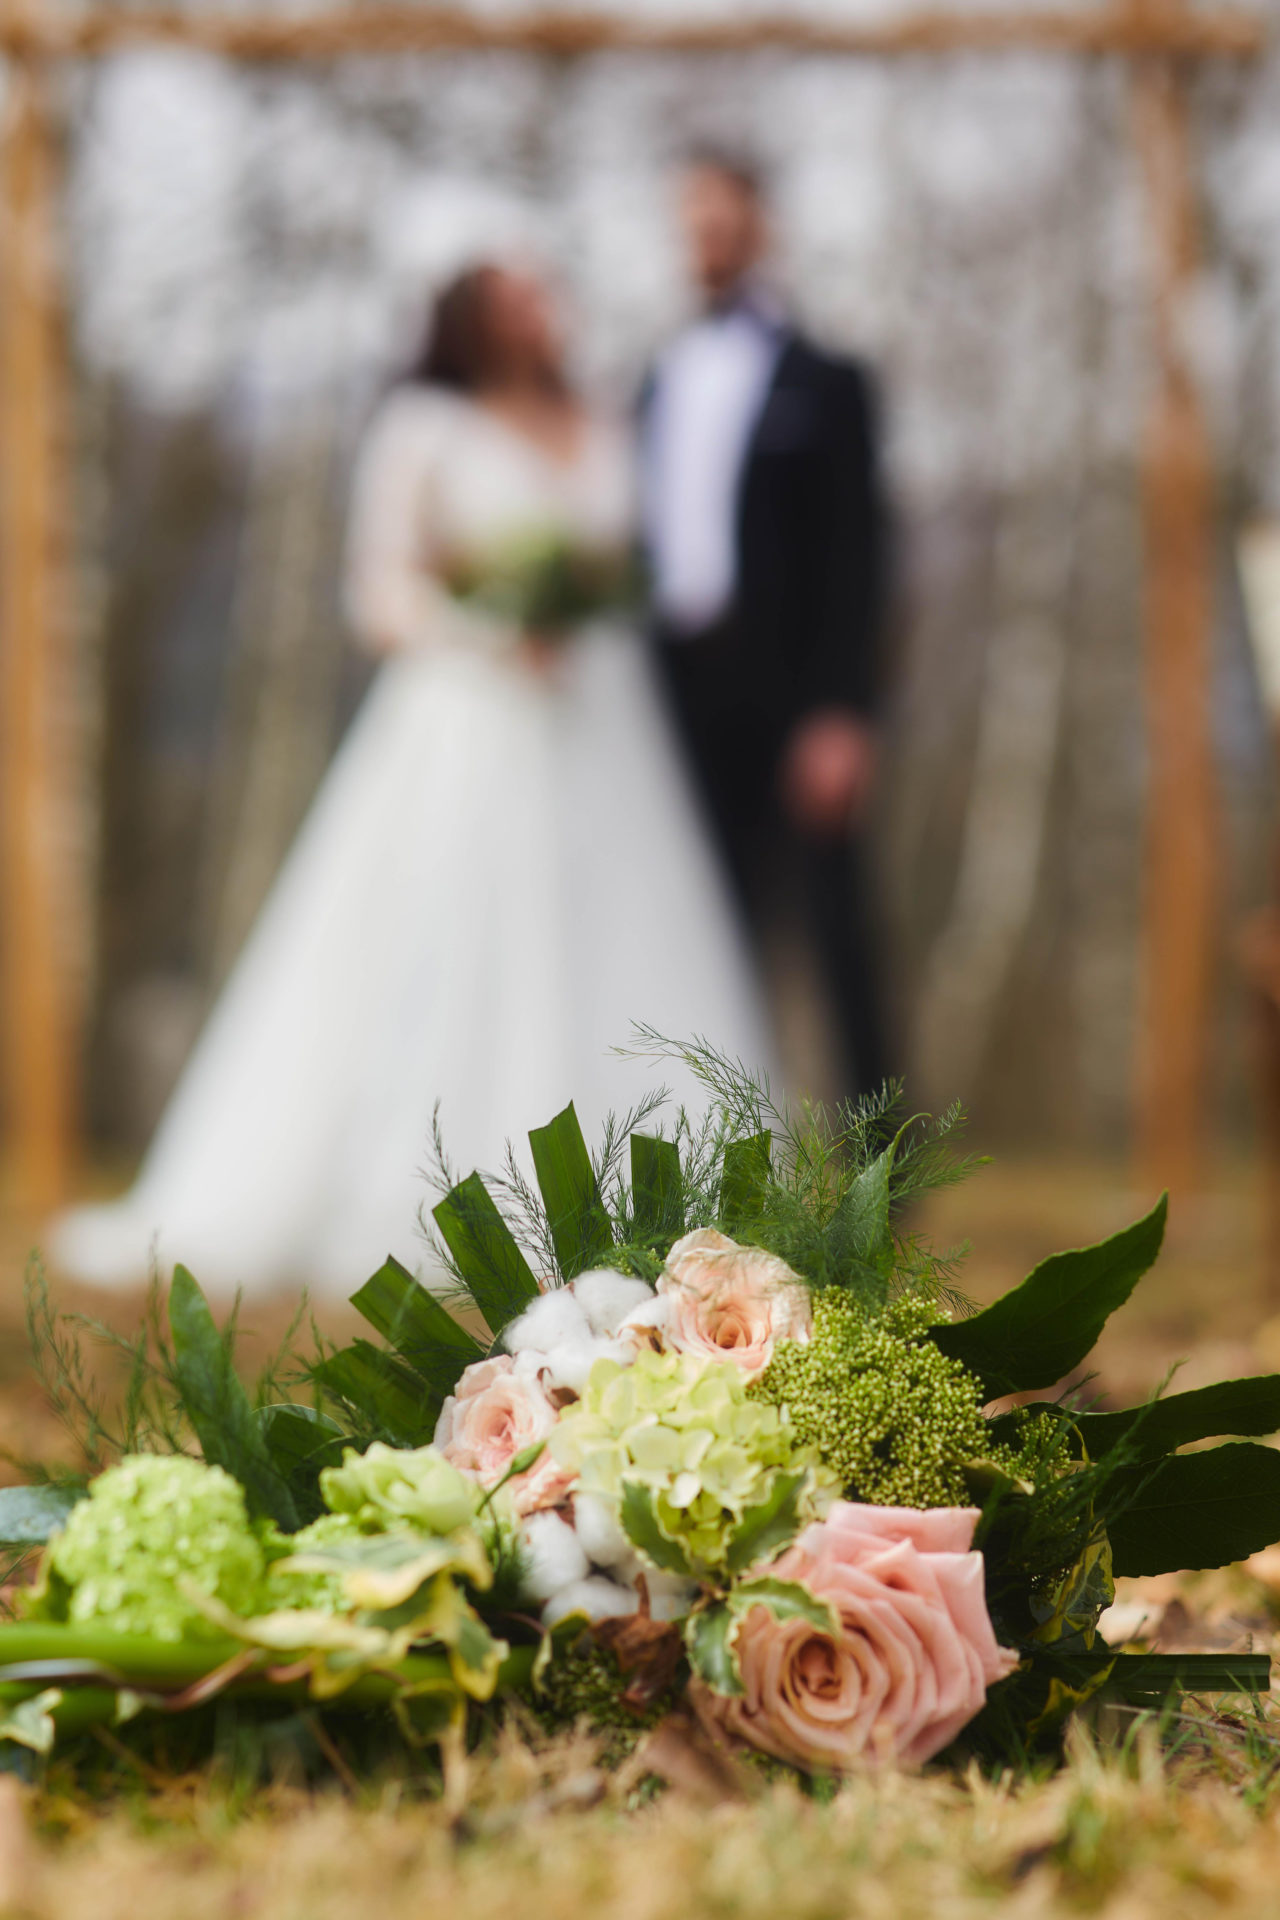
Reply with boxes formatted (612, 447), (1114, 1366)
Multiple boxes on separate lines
(169, 1268), (301, 1530)
(930, 1196), (1168, 1396)
(528, 1102), (614, 1279)
(429, 1184), (539, 1339)
(253, 1405), (347, 1528)
(630, 1133), (684, 1251)
(349, 1255), (487, 1402)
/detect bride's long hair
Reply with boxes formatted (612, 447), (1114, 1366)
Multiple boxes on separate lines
(409, 264), (568, 396)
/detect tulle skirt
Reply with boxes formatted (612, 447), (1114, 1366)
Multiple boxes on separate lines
(51, 630), (772, 1298)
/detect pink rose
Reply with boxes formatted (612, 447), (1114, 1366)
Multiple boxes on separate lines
(646, 1229), (811, 1382)
(694, 1502), (1018, 1772)
(433, 1356), (573, 1516)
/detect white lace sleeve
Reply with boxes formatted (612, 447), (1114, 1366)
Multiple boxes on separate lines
(343, 392), (512, 658)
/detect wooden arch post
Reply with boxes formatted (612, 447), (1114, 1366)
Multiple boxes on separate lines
(1131, 23), (1218, 1195)
(0, 21), (74, 1214)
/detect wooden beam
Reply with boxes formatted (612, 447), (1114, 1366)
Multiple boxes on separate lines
(0, 48), (76, 1213)
(0, 1), (1265, 62)
(1132, 51), (1218, 1194)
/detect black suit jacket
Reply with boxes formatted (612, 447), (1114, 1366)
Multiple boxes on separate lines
(643, 327), (888, 729)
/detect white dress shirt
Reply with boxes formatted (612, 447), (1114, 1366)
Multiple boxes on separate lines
(643, 299), (784, 634)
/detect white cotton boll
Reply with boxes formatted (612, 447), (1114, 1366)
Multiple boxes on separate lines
(618, 1294), (671, 1342)
(502, 1288), (591, 1356)
(518, 1511), (590, 1605)
(542, 1576), (639, 1628)
(573, 1492), (640, 1573)
(541, 1335), (632, 1396)
(570, 1271), (656, 1337)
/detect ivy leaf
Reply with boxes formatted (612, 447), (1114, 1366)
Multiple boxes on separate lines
(617, 1481), (695, 1577)
(169, 1267), (298, 1530)
(1107, 1442), (1280, 1576)
(723, 1470), (810, 1576)
(684, 1603), (742, 1696)
(729, 1575), (838, 1640)
(930, 1195), (1168, 1396)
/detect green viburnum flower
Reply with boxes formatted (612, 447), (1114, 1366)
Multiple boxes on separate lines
(261, 1512), (367, 1614)
(753, 1291), (1000, 1509)
(320, 1443), (482, 1536)
(549, 1350), (831, 1579)
(41, 1455), (264, 1642)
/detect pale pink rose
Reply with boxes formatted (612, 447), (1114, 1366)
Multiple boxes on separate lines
(647, 1228), (811, 1381)
(693, 1502), (1018, 1772)
(433, 1356), (573, 1516)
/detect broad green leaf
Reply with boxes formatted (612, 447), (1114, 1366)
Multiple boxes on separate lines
(617, 1480), (695, 1577)
(430, 1182), (540, 1337)
(630, 1134), (683, 1248)
(1073, 1375), (1280, 1461)
(723, 1470), (810, 1575)
(1107, 1442), (1280, 1576)
(720, 1133), (771, 1237)
(352, 1254), (485, 1395)
(0, 1485), (82, 1547)
(729, 1575), (838, 1640)
(930, 1195), (1168, 1395)
(253, 1404), (348, 1526)
(684, 1603), (743, 1696)
(528, 1103), (612, 1278)
(312, 1341), (437, 1447)
(169, 1266), (299, 1529)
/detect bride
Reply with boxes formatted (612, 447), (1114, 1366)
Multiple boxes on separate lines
(52, 259), (771, 1299)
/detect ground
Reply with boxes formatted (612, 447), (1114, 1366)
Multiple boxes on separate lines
(0, 1152), (1279, 1916)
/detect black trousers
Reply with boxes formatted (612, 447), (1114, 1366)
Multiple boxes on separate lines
(655, 624), (890, 1104)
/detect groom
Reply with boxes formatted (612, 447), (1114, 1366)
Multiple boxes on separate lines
(640, 149), (890, 1099)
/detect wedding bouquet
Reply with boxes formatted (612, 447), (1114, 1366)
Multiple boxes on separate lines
(3, 1041), (1278, 1779)
(444, 527), (638, 635)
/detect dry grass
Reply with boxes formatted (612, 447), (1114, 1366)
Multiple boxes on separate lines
(0, 1719), (1277, 1920)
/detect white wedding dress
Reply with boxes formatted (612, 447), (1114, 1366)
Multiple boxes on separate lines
(52, 387), (771, 1299)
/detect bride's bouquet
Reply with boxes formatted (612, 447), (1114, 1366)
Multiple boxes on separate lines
(3, 1041), (1277, 1779)
(444, 527), (639, 635)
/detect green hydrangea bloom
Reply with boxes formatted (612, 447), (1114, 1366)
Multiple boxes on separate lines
(753, 1291), (996, 1509)
(319, 1443), (481, 1536)
(45, 1455), (265, 1642)
(550, 1350), (828, 1575)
